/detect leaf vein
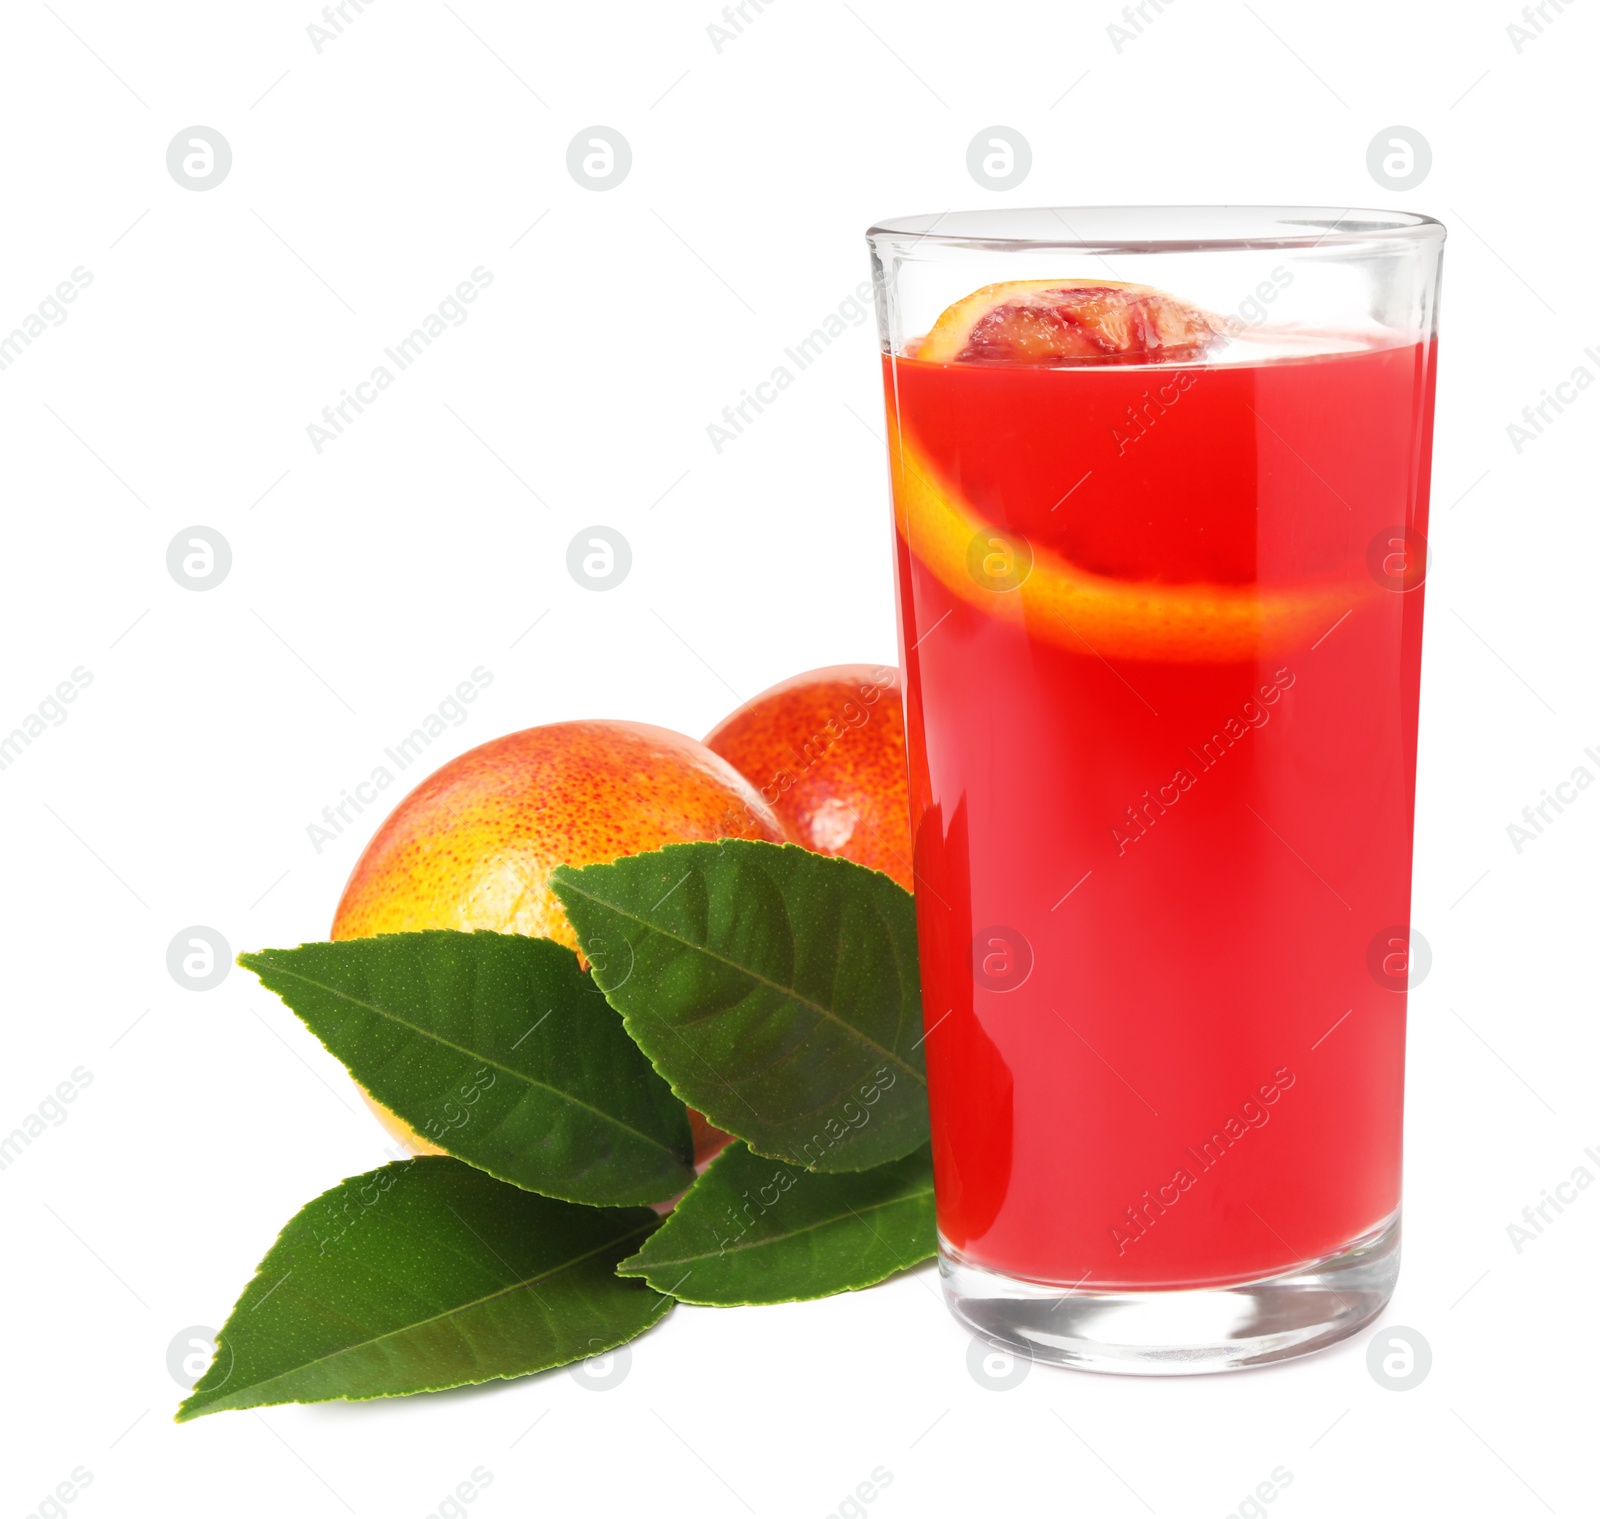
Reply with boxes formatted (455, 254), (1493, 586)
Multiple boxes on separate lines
(246, 954), (690, 1166)
(555, 878), (925, 1087)
(635, 1185), (936, 1269)
(191, 1220), (657, 1413)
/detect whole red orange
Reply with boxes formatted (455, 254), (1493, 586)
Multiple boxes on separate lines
(331, 719), (785, 1162)
(705, 664), (913, 892)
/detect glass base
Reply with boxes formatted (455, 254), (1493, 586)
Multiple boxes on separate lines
(941, 1211), (1400, 1375)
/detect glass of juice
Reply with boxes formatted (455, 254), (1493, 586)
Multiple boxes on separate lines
(867, 207), (1444, 1372)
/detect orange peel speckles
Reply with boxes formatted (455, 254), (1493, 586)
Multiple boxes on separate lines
(887, 420), (1365, 663)
(914, 279), (1219, 367)
(331, 719), (787, 952)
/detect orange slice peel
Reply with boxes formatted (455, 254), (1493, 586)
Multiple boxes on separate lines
(887, 418), (1364, 664)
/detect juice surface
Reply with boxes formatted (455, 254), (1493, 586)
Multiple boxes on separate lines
(885, 340), (1434, 1289)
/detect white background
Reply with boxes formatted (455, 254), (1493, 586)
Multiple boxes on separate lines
(2, 2), (1596, 1515)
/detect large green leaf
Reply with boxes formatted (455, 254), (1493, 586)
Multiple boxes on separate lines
(239, 932), (694, 1206)
(176, 1157), (669, 1419)
(551, 841), (928, 1172)
(618, 1141), (936, 1304)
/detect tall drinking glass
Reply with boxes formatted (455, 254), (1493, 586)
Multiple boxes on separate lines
(868, 207), (1443, 1371)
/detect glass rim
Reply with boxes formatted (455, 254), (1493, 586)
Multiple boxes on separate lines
(866, 205), (1446, 255)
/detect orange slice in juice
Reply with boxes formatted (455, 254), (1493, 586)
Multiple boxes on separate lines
(888, 422), (1358, 662)
(915, 279), (1218, 366)
(891, 275), (1365, 661)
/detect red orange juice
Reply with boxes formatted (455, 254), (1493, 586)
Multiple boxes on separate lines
(885, 335), (1436, 1290)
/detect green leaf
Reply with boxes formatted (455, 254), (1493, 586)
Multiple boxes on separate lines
(551, 840), (928, 1172)
(177, 1157), (669, 1420)
(239, 932), (694, 1206)
(618, 1141), (936, 1305)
